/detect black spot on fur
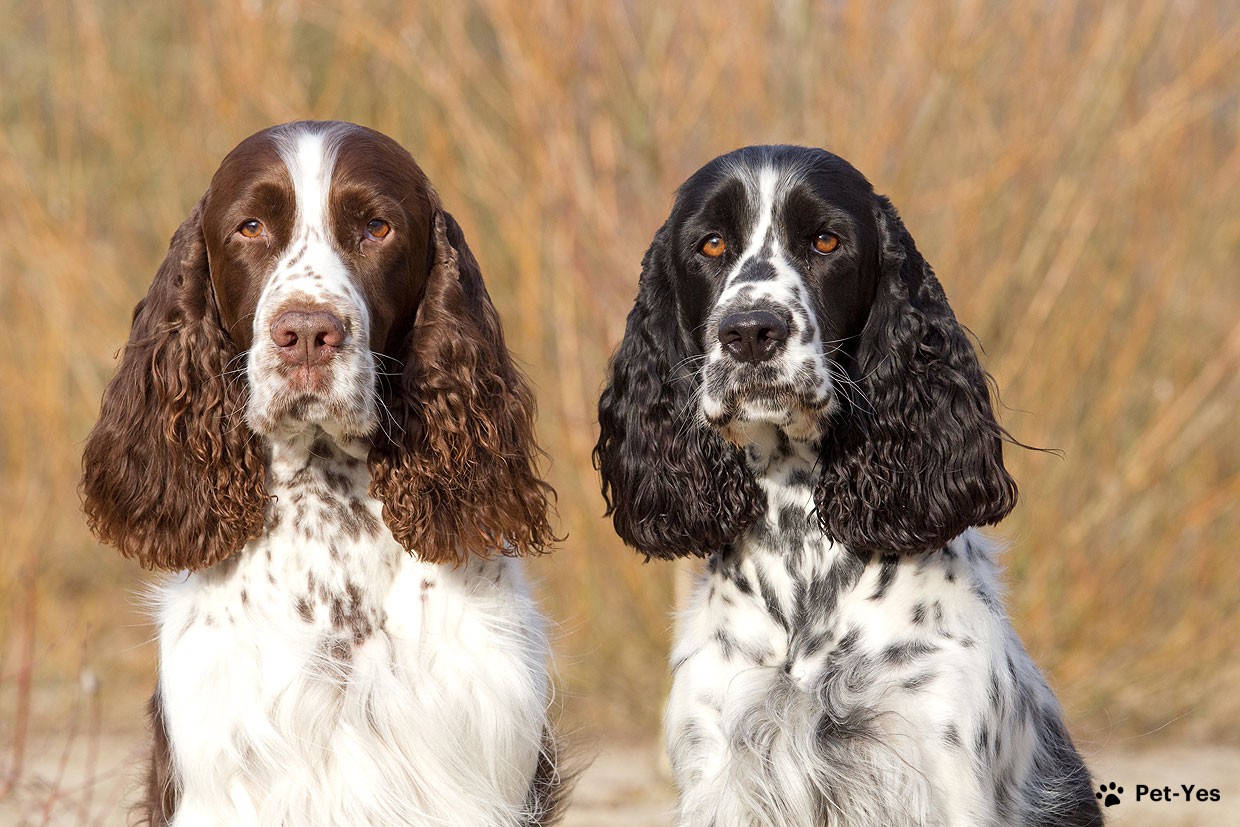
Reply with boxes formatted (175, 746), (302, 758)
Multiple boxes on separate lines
(988, 668), (1004, 713)
(774, 429), (792, 459)
(869, 553), (900, 600)
(795, 551), (866, 630)
(791, 629), (834, 663)
(786, 468), (815, 488)
(754, 564), (788, 630)
(777, 504), (804, 532)
(881, 640), (939, 665)
(942, 548), (957, 583)
(901, 672), (935, 692)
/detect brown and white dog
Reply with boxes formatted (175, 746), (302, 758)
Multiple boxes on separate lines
(82, 121), (567, 826)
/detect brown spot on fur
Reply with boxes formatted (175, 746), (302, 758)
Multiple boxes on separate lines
(179, 609), (198, 641)
(141, 688), (180, 824)
(326, 636), (352, 662)
(324, 469), (351, 494)
(350, 499), (381, 535)
(523, 727), (578, 827)
(327, 581), (374, 643)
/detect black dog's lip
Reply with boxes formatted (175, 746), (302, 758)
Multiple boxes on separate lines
(703, 384), (834, 425)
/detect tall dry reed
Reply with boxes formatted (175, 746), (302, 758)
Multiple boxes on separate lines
(1, 1), (1237, 764)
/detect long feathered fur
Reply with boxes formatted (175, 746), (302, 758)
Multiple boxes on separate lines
(594, 227), (765, 560)
(596, 145), (1100, 826)
(82, 121), (571, 826)
(368, 210), (557, 565)
(813, 195), (1019, 554)
(81, 198), (268, 571)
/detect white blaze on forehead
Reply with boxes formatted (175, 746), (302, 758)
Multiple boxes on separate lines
(245, 123), (377, 439)
(274, 126), (347, 235)
(737, 166), (779, 270)
(701, 158), (835, 429)
(717, 165), (801, 305)
(721, 163), (813, 294)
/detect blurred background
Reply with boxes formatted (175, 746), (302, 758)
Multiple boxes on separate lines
(1, 0), (1238, 821)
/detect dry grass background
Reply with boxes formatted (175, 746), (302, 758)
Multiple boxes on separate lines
(2, 0), (1238, 812)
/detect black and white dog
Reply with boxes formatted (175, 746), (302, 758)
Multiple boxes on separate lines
(595, 146), (1102, 826)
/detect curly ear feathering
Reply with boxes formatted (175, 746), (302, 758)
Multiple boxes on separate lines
(595, 226), (764, 560)
(595, 151), (1016, 560)
(80, 121), (568, 827)
(81, 197), (268, 572)
(368, 209), (555, 565)
(597, 145), (1099, 827)
(813, 194), (1018, 555)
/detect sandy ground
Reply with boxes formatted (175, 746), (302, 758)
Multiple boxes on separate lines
(570, 743), (1240, 827)
(2, 734), (1237, 825)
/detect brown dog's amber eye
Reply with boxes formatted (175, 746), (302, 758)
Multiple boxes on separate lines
(238, 219), (265, 238)
(812, 233), (840, 255)
(700, 234), (727, 258)
(366, 219), (392, 240)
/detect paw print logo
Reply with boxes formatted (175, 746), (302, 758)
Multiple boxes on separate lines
(1096, 782), (1123, 807)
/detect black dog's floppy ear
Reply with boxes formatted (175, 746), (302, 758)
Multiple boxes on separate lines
(815, 195), (1018, 554)
(594, 225), (764, 560)
(81, 196), (269, 571)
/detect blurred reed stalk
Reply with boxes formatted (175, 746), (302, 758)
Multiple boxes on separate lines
(1, 2), (1237, 772)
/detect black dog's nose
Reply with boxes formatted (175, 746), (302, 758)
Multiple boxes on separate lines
(718, 310), (789, 364)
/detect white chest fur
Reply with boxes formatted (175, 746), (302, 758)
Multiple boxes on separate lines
(154, 431), (550, 827)
(664, 433), (1076, 827)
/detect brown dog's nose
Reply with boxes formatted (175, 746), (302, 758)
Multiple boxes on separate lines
(270, 309), (346, 366)
(718, 310), (789, 364)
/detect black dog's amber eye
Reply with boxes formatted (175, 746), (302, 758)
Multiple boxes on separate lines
(366, 219), (392, 240)
(812, 233), (840, 255)
(700, 234), (727, 258)
(238, 219), (265, 238)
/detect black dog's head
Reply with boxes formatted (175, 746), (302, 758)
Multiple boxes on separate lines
(595, 145), (1017, 559)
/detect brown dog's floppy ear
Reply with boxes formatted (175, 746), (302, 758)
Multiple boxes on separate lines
(369, 210), (555, 565)
(814, 195), (1018, 554)
(81, 197), (268, 570)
